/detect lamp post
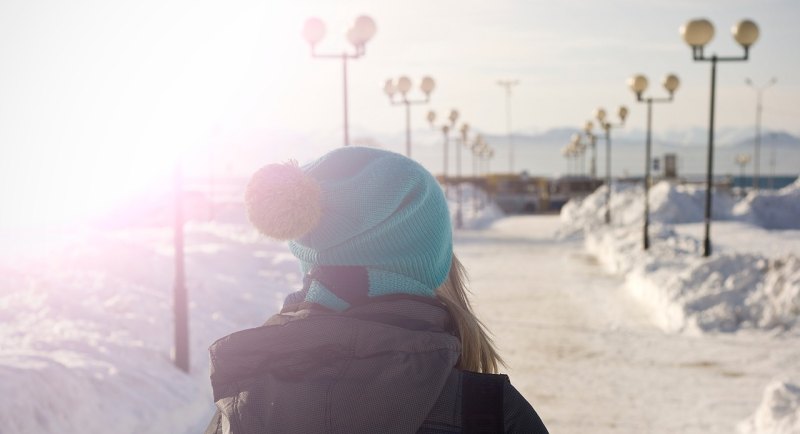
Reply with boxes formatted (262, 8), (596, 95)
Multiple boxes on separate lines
(454, 123), (471, 229)
(561, 144), (574, 176)
(427, 109), (460, 197)
(384, 76), (436, 157)
(471, 134), (487, 212)
(497, 80), (519, 173)
(734, 153), (752, 191)
(478, 146), (495, 210)
(583, 121), (598, 178)
(589, 106), (628, 224)
(745, 77), (777, 191)
(570, 133), (588, 176)
(173, 163), (189, 373)
(303, 15), (377, 147)
(628, 73), (680, 250)
(681, 18), (759, 257)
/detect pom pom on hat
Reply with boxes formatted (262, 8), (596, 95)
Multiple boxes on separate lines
(245, 160), (322, 240)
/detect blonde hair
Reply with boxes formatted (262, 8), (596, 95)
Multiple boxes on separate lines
(436, 254), (504, 373)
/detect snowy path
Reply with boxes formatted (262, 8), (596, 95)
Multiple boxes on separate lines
(455, 215), (800, 434)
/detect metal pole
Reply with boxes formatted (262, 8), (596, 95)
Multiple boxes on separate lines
(473, 150), (478, 213)
(405, 102), (411, 157)
(506, 88), (513, 173)
(703, 56), (718, 258)
(456, 137), (463, 229)
(342, 54), (349, 146)
(443, 130), (449, 197)
(173, 163), (189, 373)
(753, 90), (762, 190)
(590, 135), (597, 178)
(644, 100), (653, 250)
(605, 127), (611, 224)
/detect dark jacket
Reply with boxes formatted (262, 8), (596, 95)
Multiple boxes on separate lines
(205, 299), (548, 433)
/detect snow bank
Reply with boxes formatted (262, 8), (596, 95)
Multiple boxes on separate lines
(733, 177), (800, 229)
(739, 380), (800, 434)
(560, 181), (738, 237)
(586, 225), (800, 333)
(565, 179), (800, 334)
(0, 223), (297, 434)
(0, 182), (502, 434)
(447, 183), (505, 230)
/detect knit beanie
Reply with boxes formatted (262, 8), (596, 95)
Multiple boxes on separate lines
(245, 147), (453, 311)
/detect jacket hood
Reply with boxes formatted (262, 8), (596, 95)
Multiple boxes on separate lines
(208, 299), (461, 434)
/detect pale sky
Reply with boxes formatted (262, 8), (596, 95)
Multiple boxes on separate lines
(1, 0), (798, 227)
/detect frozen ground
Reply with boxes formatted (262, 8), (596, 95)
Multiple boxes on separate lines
(559, 178), (800, 432)
(459, 216), (800, 433)
(1, 182), (798, 433)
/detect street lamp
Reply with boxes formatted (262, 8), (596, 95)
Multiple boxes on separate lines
(427, 109), (460, 197)
(589, 105), (628, 224)
(734, 153), (752, 192)
(303, 15), (377, 147)
(745, 77), (777, 191)
(681, 17), (759, 257)
(582, 121), (598, 178)
(477, 144), (495, 210)
(172, 163), (189, 373)
(384, 76), (435, 158)
(570, 133), (588, 176)
(497, 79), (519, 173)
(455, 122), (471, 229)
(628, 73), (680, 250)
(470, 134), (488, 211)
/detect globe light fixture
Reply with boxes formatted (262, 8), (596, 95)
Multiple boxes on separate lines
(681, 19), (714, 47)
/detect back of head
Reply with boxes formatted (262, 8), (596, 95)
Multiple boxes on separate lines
(245, 147), (452, 311)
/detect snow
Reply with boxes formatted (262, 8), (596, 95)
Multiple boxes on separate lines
(739, 380), (800, 434)
(0, 223), (297, 434)
(559, 177), (800, 432)
(3, 174), (799, 433)
(561, 178), (800, 334)
(0, 187), (501, 434)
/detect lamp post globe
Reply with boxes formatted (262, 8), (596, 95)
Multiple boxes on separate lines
(427, 110), (436, 125)
(584, 120), (594, 133)
(628, 74), (649, 96)
(352, 15), (377, 45)
(618, 106), (629, 122)
(681, 18), (715, 47)
(595, 108), (607, 123)
(383, 79), (396, 98)
(396, 76), (412, 95)
(663, 74), (680, 94)
(732, 19), (759, 47)
(302, 18), (326, 46)
(448, 109), (459, 126)
(420, 76), (436, 95)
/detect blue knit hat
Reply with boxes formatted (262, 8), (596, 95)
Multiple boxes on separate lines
(245, 147), (453, 311)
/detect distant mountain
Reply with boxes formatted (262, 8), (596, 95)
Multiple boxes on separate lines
(473, 127), (799, 150)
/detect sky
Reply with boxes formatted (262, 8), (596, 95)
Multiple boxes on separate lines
(1, 0), (798, 227)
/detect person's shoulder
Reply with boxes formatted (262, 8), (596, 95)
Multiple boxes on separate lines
(502, 378), (549, 434)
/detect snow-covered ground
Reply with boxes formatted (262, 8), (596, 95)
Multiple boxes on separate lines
(560, 177), (800, 433)
(3, 177), (799, 433)
(0, 188), (501, 434)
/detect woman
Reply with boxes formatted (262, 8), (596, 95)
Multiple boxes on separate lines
(205, 147), (548, 433)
